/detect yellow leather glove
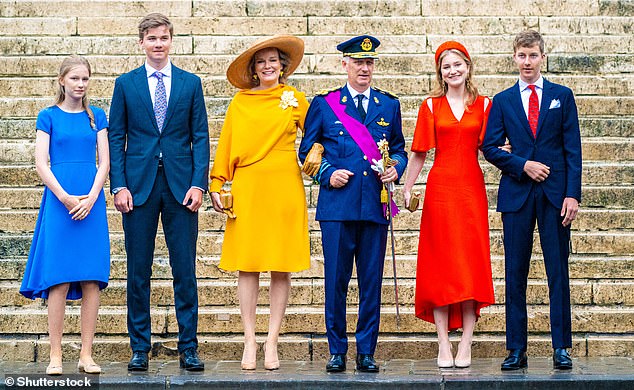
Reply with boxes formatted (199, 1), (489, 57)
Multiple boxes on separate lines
(302, 142), (324, 177)
(220, 190), (236, 219)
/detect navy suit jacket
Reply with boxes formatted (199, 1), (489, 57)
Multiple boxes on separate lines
(482, 79), (582, 212)
(299, 86), (407, 225)
(109, 64), (210, 206)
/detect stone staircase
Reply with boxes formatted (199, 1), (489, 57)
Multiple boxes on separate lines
(0, 0), (632, 363)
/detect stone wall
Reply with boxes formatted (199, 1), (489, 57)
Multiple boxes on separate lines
(0, 0), (632, 361)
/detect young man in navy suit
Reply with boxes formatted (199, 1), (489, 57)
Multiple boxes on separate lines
(109, 13), (209, 371)
(482, 30), (581, 371)
(299, 35), (407, 373)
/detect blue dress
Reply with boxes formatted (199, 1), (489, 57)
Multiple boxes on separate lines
(20, 106), (110, 300)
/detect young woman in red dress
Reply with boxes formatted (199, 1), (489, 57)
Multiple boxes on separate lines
(403, 41), (505, 368)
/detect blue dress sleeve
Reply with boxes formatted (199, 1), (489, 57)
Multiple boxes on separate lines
(92, 106), (108, 131)
(35, 108), (53, 135)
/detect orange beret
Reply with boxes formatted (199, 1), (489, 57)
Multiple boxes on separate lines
(434, 41), (470, 65)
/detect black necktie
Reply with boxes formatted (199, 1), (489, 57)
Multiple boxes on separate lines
(356, 95), (366, 122)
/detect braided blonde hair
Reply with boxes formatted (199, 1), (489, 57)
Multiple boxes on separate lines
(54, 55), (96, 129)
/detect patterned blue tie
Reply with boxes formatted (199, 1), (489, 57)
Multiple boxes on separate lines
(153, 71), (167, 131)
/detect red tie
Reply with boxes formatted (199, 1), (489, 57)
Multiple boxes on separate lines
(527, 84), (539, 137)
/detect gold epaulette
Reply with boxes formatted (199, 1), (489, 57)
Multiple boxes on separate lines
(316, 86), (340, 96)
(373, 87), (399, 99)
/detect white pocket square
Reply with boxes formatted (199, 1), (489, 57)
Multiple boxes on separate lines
(549, 99), (561, 109)
(334, 120), (342, 124)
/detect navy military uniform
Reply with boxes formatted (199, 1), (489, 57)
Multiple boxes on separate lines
(299, 36), (407, 363)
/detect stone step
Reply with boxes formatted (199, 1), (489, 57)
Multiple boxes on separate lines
(3, 74), (633, 98)
(2, 0), (630, 18)
(1, 160), (631, 187)
(3, 333), (633, 363)
(2, 95), (633, 119)
(2, 136), (632, 166)
(2, 115), (632, 141)
(1, 34), (632, 57)
(5, 15), (632, 37)
(0, 198), (633, 234)
(2, 253), (632, 282)
(1, 304), (633, 336)
(3, 278), (632, 309)
(2, 228), (634, 259)
(2, 52), (633, 80)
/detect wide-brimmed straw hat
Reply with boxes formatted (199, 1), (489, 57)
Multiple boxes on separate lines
(226, 35), (304, 89)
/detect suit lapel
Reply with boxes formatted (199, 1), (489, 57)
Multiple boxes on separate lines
(163, 65), (184, 131)
(510, 82), (535, 140)
(536, 79), (553, 138)
(132, 66), (160, 133)
(342, 86), (363, 123)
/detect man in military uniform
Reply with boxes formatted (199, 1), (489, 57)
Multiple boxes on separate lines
(299, 35), (407, 373)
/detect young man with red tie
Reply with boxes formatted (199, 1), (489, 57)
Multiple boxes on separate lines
(482, 30), (582, 371)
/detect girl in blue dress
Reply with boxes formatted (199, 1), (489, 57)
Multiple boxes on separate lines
(20, 56), (110, 375)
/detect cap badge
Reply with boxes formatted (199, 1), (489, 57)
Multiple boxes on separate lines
(361, 38), (373, 51)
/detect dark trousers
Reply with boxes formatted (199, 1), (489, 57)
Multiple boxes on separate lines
(502, 185), (572, 351)
(123, 167), (199, 353)
(320, 221), (388, 355)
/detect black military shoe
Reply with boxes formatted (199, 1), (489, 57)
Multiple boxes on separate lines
(501, 349), (528, 370)
(326, 354), (346, 373)
(356, 354), (379, 372)
(553, 348), (572, 370)
(127, 351), (149, 371)
(179, 348), (204, 371)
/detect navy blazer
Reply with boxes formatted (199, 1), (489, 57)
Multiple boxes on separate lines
(299, 86), (407, 225)
(109, 64), (210, 206)
(482, 79), (582, 212)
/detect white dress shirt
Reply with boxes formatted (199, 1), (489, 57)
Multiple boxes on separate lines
(346, 82), (371, 112)
(145, 60), (172, 106)
(518, 76), (543, 119)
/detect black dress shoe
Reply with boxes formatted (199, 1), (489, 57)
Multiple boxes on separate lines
(553, 348), (572, 370)
(356, 354), (379, 372)
(128, 351), (149, 371)
(501, 349), (527, 370)
(326, 354), (346, 373)
(179, 348), (204, 371)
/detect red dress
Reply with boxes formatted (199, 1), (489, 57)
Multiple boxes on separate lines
(412, 95), (495, 330)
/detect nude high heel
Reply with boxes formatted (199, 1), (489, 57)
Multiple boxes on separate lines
(241, 341), (257, 370)
(263, 340), (280, 371)
(454, 341), (472, 368)
(437, 343), (454, 368)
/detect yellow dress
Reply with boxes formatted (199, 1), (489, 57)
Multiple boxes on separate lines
(210, 84), (310, 272)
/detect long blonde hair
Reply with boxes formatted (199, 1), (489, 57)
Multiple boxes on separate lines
(430, 49), (479, 110)
(54, 55), (96, 129)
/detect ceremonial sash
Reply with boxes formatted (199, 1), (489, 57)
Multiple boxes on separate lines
(324, 90), (399, 217)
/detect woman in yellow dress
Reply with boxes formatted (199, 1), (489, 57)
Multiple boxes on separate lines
(210, 35), (310, 371)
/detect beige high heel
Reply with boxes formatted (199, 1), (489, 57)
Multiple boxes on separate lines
(241, 341), (257, 370)
(437, 343), (454, 368)
(454, 341), (472, 368)
(263, 341), (280, 371)
(78, 359), (101, 374)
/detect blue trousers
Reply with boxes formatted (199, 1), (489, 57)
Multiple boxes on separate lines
(320, 221), (388, 355)
(502, 185), (572, 351)
(123, 166), (199, 353)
